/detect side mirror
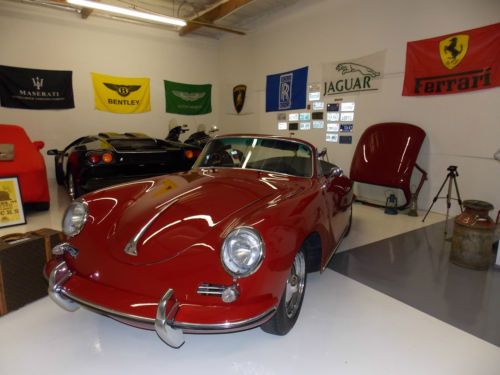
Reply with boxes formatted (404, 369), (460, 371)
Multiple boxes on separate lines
(33, 141), (45, 150)
(328, 166), (343, 178)
(46, 149), (60, 156)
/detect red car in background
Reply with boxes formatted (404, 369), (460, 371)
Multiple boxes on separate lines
(45, 135), (353, 348)
(0, 124), (50, 210)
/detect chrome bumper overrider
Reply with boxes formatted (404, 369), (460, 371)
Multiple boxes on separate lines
(48, 260), (275, 349)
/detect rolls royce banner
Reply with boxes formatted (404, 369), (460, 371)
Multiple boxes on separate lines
(322, 51), (385, 97)
(0, 65), (74, 109)
(92, 72), (151, 114)
(402, 23), (500, 96)
(266, 66), (308, 112)
(164, 80), (212, 115)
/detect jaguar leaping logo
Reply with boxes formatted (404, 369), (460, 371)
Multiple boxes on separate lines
(336, 63), (380, 78)
(172, 91), (206, 102)
(103, 83), (141, 97)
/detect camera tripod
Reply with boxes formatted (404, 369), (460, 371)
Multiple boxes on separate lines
(422, 165), (463, 234)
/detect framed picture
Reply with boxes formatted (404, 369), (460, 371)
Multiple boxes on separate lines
(0, 177), (26, 228)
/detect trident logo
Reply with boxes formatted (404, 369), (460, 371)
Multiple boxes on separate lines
(32, 76), (44, 90)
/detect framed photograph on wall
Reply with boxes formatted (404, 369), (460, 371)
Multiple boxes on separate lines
(0, 177), (26, 228)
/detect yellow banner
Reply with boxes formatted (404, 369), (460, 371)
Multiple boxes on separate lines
(92, 72), (151, 114)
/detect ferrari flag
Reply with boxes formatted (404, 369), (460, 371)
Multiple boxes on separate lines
(0, 65), (74, 109)
(402, 23), (500, 96)
(164, 80), (212, 115)
(92, 72), (150, 113)
(266, 66), (308, 112)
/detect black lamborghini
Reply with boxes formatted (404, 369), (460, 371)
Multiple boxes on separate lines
(47, 132), (201, 199)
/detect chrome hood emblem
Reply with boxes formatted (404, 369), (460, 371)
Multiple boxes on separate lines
(124, 199), (177, 256)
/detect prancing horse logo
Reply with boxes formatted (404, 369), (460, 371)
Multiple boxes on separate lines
(439, 34), (469, 70)
(103, 83), (141, 97)
(336, 63), (380, 78)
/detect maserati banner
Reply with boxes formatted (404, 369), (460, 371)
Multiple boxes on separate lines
(266, 66), (308, 112)
(322, 51), (385, 96)
(0, 65), (74, 109)
(164, 80), (212, 115)
(402, 23), (500, 96)
(92, 72), (150, 113)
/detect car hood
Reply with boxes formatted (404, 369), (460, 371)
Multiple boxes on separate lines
(86, 169), (305, 265)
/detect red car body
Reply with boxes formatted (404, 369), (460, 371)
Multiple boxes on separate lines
(45, 135), (353, 347)
(0, 124), (50, 210)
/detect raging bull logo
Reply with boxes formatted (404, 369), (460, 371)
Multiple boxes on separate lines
(103, 83), (142, 105)
(233, 84), (246, 114)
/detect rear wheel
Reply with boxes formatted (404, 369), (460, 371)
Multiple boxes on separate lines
(261, 248), (307, 335)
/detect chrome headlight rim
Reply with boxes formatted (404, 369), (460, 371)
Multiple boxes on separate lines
(62, 200), (88, 237)
(221, 226), (265, 278)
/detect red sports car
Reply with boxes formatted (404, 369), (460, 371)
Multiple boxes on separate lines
(45, 135), (353, 348)
(0, 124), (50, 210)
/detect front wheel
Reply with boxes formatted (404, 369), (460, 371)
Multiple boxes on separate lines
(261, 248), (307, 335)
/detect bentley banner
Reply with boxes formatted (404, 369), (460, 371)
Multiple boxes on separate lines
(164, 80), (212, 115)
(403, 23), (500, 96)
(322, 51), (385, 97)
(92, 72), (151, 114)
(0, 65), (74, 109)
(266, 66), (308, 112)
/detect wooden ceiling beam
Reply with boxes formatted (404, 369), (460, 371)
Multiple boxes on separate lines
(179, 0), (254, 36)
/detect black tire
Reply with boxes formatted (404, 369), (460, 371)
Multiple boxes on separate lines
(344, 205), (353, 237)
(55, 158), (65, 185)
(261, 248), (307, 335)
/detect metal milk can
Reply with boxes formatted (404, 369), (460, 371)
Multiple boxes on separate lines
(450, 200), (495, 270)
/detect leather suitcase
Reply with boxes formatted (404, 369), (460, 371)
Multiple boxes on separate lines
(0, 229), (63, 316)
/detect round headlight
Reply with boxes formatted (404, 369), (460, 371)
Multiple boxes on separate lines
(221, 227), (264, 277)
(62, 201), (88, 237)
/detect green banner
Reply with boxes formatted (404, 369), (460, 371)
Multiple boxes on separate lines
(164, 80), (212, 115)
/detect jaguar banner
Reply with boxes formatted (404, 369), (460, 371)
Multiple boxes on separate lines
(92, 72), (151, 114)
(322, 51), (385, 97)
(0, 65), (74, 110)
(164, 80), (212, 115)
(402, 23), (500, 96)
(266, 66), (308, 112)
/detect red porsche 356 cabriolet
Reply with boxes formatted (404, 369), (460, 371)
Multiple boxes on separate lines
(45, 135), (353, 348)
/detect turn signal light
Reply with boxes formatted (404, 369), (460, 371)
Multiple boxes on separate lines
(102, 152), (113, 163)
(184, 150), (194, 159)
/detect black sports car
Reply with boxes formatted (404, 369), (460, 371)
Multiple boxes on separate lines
(47, 132), (201, 199)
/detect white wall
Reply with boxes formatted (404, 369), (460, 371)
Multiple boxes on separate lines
(1, 0), (499, 216)
(0, 0), (220, 176)
(219, 0), (500, 215)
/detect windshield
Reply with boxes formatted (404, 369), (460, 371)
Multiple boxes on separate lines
(193, 137), (314, 177)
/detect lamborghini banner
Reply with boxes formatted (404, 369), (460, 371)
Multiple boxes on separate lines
(164, 80), (212, 115)
(0, 65), (74, 109)
(402, 23), (500, 96)
(92, 72), (151, 113)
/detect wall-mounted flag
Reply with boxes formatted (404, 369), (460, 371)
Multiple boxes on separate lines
(403, 23), (500, 96)
(0, 65), (74, 109)
(266, 66), (308, 112)
(92, 72), (150, 113)
(164, 80), (212, 115)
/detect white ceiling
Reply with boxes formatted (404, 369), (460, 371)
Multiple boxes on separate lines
(11, 0), (304, 38)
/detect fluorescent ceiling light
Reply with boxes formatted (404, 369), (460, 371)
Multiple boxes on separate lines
(67, 0), (187, 27)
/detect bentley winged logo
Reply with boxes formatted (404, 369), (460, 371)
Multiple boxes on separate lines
(232, 84), (246, 114)
(103, 83), (141, 97)
(172, 90), (206, 102)
(439, 34), (469, 70)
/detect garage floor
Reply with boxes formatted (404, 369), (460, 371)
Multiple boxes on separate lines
(0, 184), (499, 374)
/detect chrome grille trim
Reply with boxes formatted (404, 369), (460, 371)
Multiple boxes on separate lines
(197, 283), (225, 296)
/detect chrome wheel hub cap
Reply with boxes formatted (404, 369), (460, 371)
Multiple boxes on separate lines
(285, 251), (306, 319)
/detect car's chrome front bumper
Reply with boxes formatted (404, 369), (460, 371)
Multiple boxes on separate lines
(48, 260), (275, 348)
